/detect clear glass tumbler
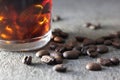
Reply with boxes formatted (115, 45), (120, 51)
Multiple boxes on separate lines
(0, 0), (52, 51)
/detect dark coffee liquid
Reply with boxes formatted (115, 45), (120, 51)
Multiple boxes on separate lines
(0, 0), (52, 40)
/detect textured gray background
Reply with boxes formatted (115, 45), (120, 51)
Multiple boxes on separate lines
(0, 0), (120, 80)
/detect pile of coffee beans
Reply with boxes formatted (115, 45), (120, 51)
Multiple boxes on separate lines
(22, 28), (120, 72)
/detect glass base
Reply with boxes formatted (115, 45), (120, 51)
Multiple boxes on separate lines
(0, 30), (51, 51)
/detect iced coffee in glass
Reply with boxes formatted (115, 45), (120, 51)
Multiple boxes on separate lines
(0, 0), (52, 51)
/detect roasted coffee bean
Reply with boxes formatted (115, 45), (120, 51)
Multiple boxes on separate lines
(53, 36), (65, 43)
(55, 47), (67, 53)
(89, 25), (96, 29)
(87, 48), (98, 58)
(110, 57), (119, 65)
(95, 38), (105, 44)
(36, 50), (49, 58)
(73, 46), (82, 51)
(88, 45), (97, 50)
(84, 23), (101, 30)
(55, 56), (63, 64)
(51, 34), (56, 40)
(102, 34), (118, 40)
(108, 33), (118, 39)
(53, 64), (67, 72)
(41, 55), (55, 65)
(102, 35), (113, 40)
(104, 40), (112, 46)
(49, 42), (58, 50)
(97, 58), (112, 66)
(22, 56), (32, 65)
(52, 16), (62, 22)
(112, 40), (120, 49)
(75, 36), (85, 42)
(86, 63), (102, 71)
(52, 28), (62, 37)
(81, 46), (89, 55)
(65, 41), (77, 51)
(67, 41), (78, 47)
(50, 52), (63, 64)
(112, 38), (120, 42)
(54, 56), (63, 64)
(65, 46), (74, 51)
(82, 39), (96, 46)
(59, 32), (69, 38)
(50, 52), (62, 57)
(53, 28), (62, 33)
(112, 31), (120, 37)
(88, 24), (100, 30)
(97, 45), (109, 53)
(83, 22), (92, 28)
(63, 50), (80, 59)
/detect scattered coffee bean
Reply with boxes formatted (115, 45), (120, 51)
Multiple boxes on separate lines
(52, 16), (62, 22)
(59, 32), (69, 38)
(52, 28), (62, 37)
(113, 31), (120, 37)
(87, 48), (98, 58)
(83, 22), (92, 28)
(97, 45), (109, 53)
(50, 52), (63, 64)
(84, 22), (101, 30)
(51, 34), (56, 40)
(82, 39), (96, 46)
(53, 36), (65, 43)
(63, 50), (80, 59)
(81, 45), (97, 55)
(41, 55), (55, 65)
(112, 40), (120, 49)
(81, 46), (89, 55)
(53, 64), (67, 72)
(86, 63), (102, 71)
(97, 58), (112, 66)
(112, 38), (120, 42)
(55, 46), (67, 53)
(54, 56), (63, 64)
(88, 25), (99, 30)
(110, 57), (119, 65)
(49, 43), (58, 50)
(95, 38), (105, 44)
(104, 40), (112, 46)
(50, 52), (62, 57)
(66, 41), (78, 47)
(22, 56), (32, 65)
(88, 45), (97, 50)
(64, 45), (74, 51)
(108, 34), (118, 39)
(53, 28), (62, 33)
(102, 35), (115, 40)
(73, 46), (82, 51)
(36, 50), (49, 58)
(75, 36), (85, 42)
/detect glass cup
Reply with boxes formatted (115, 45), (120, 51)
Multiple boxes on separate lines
(0, 0), (52, 51)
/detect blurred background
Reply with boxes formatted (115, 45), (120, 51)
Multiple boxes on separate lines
(52, 0), (120, 38)
(53, 0), (120, 21)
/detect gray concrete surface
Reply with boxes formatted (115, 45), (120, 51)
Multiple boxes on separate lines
(0, 0), (120, 80)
